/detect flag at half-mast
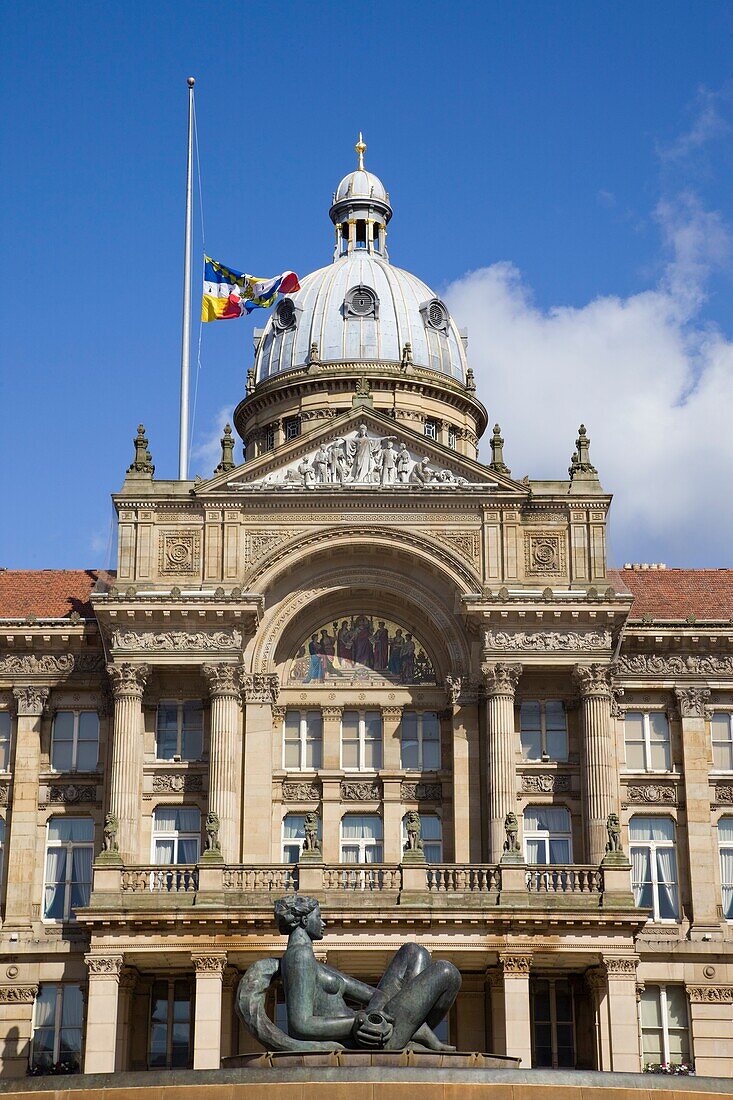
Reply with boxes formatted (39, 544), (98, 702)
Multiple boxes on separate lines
(201, 257), (300, 321)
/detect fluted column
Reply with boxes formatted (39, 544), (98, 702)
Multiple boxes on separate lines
(107, 663), (151, 864)
(482, 663), (522, 862)
(4, 686), (50, 928)
(573, 663), (618, 865)
(202, 664), (243, 863)
(676, 685), (720, 933)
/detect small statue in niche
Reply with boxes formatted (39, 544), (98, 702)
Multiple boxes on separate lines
(205, 811), (221, 853)
(503, 812), (520, 854)
(605, 813), (623, 854)
(103, 812), (119, 853)
(403, 810), (424, 854)
(302, 811), (321, 854)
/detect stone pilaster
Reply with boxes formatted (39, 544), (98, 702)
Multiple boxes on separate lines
(4, 686), (49, 928)
(0, 984), (38, 1078)
(585, 965), (610, 1070)
(686, 984), (733, 1076)
(221, 966), (240, 1060)
(106, 663), (150, 864)
(498, 953), (532, 1066)
(482, 663), (522, 862)
(83, 954), (123, 1073)
(601, 956), (641, 1072)
(321, 705), (343, 770)
(573, 663), (618, 865)
(192, 953), (227, 1069)
(241, 674), (279, 862)
(115, 968), (138, 1071)
(202, 664), (243, 863)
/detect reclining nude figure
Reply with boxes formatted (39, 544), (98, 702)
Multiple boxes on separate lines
(236, 895), (461, 1052)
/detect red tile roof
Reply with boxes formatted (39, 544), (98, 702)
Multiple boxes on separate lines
(609, 568), (733, 621)
(0, 570), (115, 620)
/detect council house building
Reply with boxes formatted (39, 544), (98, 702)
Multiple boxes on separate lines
(1, 139), (733, 1079)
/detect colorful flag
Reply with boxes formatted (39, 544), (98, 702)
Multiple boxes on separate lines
(201, 257), (300, 321)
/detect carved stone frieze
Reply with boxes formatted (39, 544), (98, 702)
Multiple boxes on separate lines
(604, 957), (637, 975)
(499, 954), (531, 975)
(674, 687), (711, 718)
(618, 654), (733, 677)
(192, 954), (228, 973)
(12, 686), (50, 716)
(524, 531), (567, 576)
(85, 954), (123, 976)
(0, 986), (38, 1003)
(0, 654), (74, 677)
(49, 784), (97, 804)
(152, 773), (203, 794)
(341, 780), (382, 801)
(202, 663), (242, 699)
(625, 783), (677, 805)
(241, 673), (280, 705)
(485, 630), (612, 653)
(432, 531), (481, 565)
(686, 986), (733, 1003)
(244, 531), (289, 565)
(72, 653), (107, 674)
(401, 781), (442, 801)
(713, 783), (733, 804)
(106, 663), (151, 698)
(481, 663), (522, 697)
(520, 773), (571, 794)
(282, 781), (321, 801)
(159, 530), (201, 576)
(112, 630), (242, 652)
(0, 784), (9, 805)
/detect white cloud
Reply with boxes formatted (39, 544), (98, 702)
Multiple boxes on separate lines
(190, 406), (234, 476)
(658, 86), (729, 164)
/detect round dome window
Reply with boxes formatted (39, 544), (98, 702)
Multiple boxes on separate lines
(344, 285), (378, 319)
(425, 299), (449, 332)
(273, 298), (297, 332)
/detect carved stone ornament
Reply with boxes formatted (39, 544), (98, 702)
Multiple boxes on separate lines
(0, 654), (74, 677)
(241, 673), (280, 704)
(481, 662), (522, 697)
(585, 967), (607, 996)
(0, 986), (38, 1003)
(714, 783), (733, 804)
(572, 663), (614, 699)
(674, 687), (711, 718)
(202, 663), (242, 698)
(445, 676), (461, 707)
(85, 954), (123, 976)
(12, 685), (50, 716)
(520, 773), (571, 794)
(433, 531), (481, 565)
(0, 784), (9, 806)
(401, 781), (442, 801)
(500, 954), (531, 975)
(604, 958), (637, 976)
(152, 773), (203, 794)
(192, 954), (227, 974)
(106, 663), (151, 698)
(618, 654), (733, 677)
(626, 783), (677, 804)
(159, 530), (201, 576)
(103, 813), (119, 852)
(49, 784), (97, 804)
(524, 532), (567, 576)
(485, 630), (612, 653)
(686, 986), (733, 1003)
(302, 811), (321, 854)
(112, 630), (242, 652)
(245, 531), (288, 566)
(73, 653), (106, 674)
(282, 781), (321, 801)
(205, 812), (221, 853)
(341, 780), (382, 801)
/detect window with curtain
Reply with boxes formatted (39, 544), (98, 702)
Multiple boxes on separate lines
(43, 817), (94, 921)
(531, 978), (576, 1068)
(151, 807), (201, 864)
(523, 807), (572, 864)
(0, 711), (11, 771)
(400, 711), (440, 770)
(30, 984), (84, 1072)
(624, 711), (671, 771)
(282, 813), (322, 863)
(148, 978), (193, 1069)
(0, 817), (5, 886)
(719, 817), (733, 920)
(283, 711), (322, 770)
(640, 985), (690, 1067)
(520, 701), (568, 762)
(341, 710), (382, 770)
(341, 814), (383, 863)
(402, 814), (442, 862)
(155, 701), (203, 761)
(50, 711), (99, 773)
(712, 713), (733, 771)
(629, 816), (679, 921)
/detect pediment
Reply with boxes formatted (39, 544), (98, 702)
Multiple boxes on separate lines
(196, 407), (528, 496)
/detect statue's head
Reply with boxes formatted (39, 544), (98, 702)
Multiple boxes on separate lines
(274, 894), (324, 940)
(608, 813), (620, 828)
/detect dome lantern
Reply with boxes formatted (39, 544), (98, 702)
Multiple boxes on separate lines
(329, 133), (392, 260)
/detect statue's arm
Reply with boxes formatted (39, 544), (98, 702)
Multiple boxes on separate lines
(339, 973), (377, 1005)
(284, 949), (354, 1041)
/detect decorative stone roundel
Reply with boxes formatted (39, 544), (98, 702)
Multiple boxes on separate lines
(344, 285), (378, 318)
(424, 299), (449, 333)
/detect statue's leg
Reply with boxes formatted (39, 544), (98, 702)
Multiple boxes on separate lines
(380, 959), (461, 1050)
(369, 941), (430, 1005)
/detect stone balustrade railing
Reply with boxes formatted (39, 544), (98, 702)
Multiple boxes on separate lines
(426, 865), (500, 893)
(120, 866), (199, 893)
(222, 866), (298, 892)
(525, 865), (603, 895)
(321, 864), (402, 892)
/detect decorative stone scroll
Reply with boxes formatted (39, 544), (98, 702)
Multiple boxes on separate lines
(341, 780), (382, 801)
(485, 630), (612, 653)
(12, 686), (50, 716)
(152, 773), (203, 794)
(85, 955), (123, 976)
(0, 654), (74, 676)
(619, 654), (733, 677)
(0, 785), (9, 806)
(401, 781), (442, 801)
(686, 986), (733, 1003)
(714, 784), (733, 805)
(282, 781), (321, 801)
(49, 784), (97, 804)
(0, 986), (38, 1003)
(675, 687), (711, 718)
(626, 783), (677, 804)
(520, 773), (571, 794)
(241, 673), (280, 705)
(112, 629), (242, 652)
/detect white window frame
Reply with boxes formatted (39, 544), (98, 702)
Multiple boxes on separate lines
(340, 814), (384, 863)
(399, 711), (441, 771)
(340, 710), (382, 771)
(640, 984), (691, 1067)
(718, 816), (733, 921)
(43, 817), (94, 922)
(624, 710), (672, 772)
(155, 700), (203, 762)
(150, 807), (201, 865)
(711, 712), (733, 772)
(50, 710), (99, 773)
(30, 983), (84, 1071)
(401, 813), (443, 863)
(282, 710), (322, 771)
(0, 710), (11, 771)
(519, 700), (568, 762)
(630, 816), (679, 922)
(523, 807), (573, 865)
(447, 427), (457, 449)
(424, 420), (438, 441)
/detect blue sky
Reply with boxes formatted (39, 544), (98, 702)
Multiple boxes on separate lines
(2, 1), (733, 569)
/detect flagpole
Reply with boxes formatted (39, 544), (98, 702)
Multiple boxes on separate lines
(179, 76), (195, 481)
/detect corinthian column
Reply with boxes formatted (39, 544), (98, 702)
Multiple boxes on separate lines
(482, 663), (522, 862)
(241, 673), (280, 862)
(202, 664), (243, 863)
(106, 663), (151, 864)
(573, 663), (618, 864)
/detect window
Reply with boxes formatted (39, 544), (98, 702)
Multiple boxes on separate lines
(264, 426), (275, 453)
(531, 978), (575, 1068)
(0, 711), (10, 770)
(156, 701), (203, 761)
(0, 818), (5, 885)
(447, 427), (457, 449)
(712, 713), (733, 771)
(355, 220), (367, 248)
(372, 222), (380, 252)
(402, 814), (442, 862)
(719, 817), (733, 919)
(630, 816), (679, 921)
(341, 710), (382, 770)
(424, 420), (438, 441)
(341, 814), (383, 863)
(400, 711), (440, 770)
(640, 985), (690, 1068)
(43, 817), (94, 921)
(30, 984), (84, 1073)
(283, 710), (322, 770)
(152, 807), (200, 864)
(149, 978), (193, 1069)
(51, 711), (99, 772)
(282, 813), (321, 863)
(624, 711), (671, 771)
(284, 416), (301, 441)
(523, 806), (572, 865)
(520, 701), (568, 762)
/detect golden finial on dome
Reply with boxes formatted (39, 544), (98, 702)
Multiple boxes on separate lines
(355, 131), (366, 170)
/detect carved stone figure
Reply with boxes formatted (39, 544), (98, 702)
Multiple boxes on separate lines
(380, 439), (398, 486)
(605, 813), (622, 854)
(329, 439), (349, 485)
(236, 896), (460, 1052)
(205, 812), (221, 853)
(297, 458), (315, 488)
(409, 456), (433, 487)
(396, 442), (411, 483)
(103, 813), (119, 853)
(403, 810), (423, 853)
(313, 445), (330, 485)
(502, 812), (520, 856)
(302, 812), (321, 855)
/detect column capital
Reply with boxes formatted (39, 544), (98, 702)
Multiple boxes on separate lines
(380, 706), (402, 722)
(484, 966), (504, 989)
(585, 966), (607, 996)
(0, 985), (38, 1003)
(499, 952), (532, 975)
(572, 662), (615, 699)
(241, 673), (279, 705)
(85, 953), (124, 977)
(321, 705), (344, 720)
(118, 967), (139, 993)
(192, 953), (228, 974)
(202, 663), (242, 700)
(106, 662), (151, 699)
(222, 965), (241, 991)
(481, 662), (522, 697)
(602, 956), (638, 978)
(674, 686), (711, 718)
(12, 685), (50, 716)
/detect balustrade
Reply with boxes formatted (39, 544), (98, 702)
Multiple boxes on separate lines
(120, 866), (199, 893)
(525, 865), (602, 894)
(222, 866), (298, 892)
(426, 865), (500, 893)
(321, 864), (402, 891)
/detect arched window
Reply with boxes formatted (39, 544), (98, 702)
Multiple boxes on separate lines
(402, 814), (442, 863)
(719, 817), (733, 919)
(151, 807), (200, 865)
(629, 815), (679, 920)
(523, 806), (572, 865)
